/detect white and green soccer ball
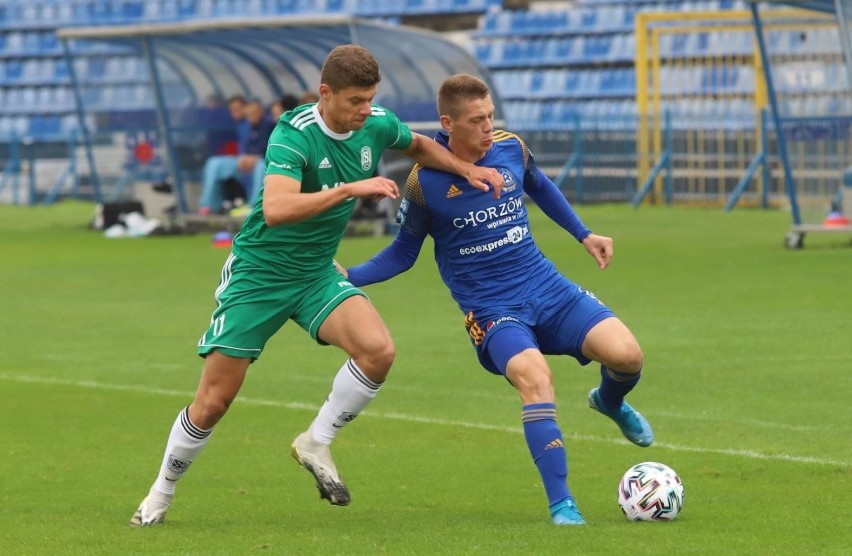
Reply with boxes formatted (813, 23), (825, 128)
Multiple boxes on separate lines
(617, 461), (685, 521)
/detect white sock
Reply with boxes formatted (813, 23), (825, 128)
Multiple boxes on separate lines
(152, 406), (213, 495)
(310, 358), (382, 445)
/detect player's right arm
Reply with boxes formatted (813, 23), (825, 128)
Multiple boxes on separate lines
(260, 124), (398, 227)
(261, 174), (398, 227)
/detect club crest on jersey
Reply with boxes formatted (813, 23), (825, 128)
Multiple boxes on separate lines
(361, 146), (372, 171)
(499, 169), (517, 193)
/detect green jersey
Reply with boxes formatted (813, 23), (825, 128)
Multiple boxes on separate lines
(232, 104), (413, 277)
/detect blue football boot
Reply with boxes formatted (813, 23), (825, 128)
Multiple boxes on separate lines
(588, 387), (654, 447)
(550, 498), (586, 525)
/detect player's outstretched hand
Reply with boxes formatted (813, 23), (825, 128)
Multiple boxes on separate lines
(582, 234), (613, 270)
(466, 166), (505, 199)
(346, 177), (399, 200)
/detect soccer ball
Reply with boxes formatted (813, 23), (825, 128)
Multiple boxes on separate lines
(617, 461), (685, 521)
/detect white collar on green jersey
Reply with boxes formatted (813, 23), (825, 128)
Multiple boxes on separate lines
(313, 105), (354, 141)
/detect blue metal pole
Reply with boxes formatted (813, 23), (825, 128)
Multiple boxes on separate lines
(8, 134), (21, 204)
(751, 2), (801, 225)
(575, 111), (584, 203)
(26, 139), (37, 205)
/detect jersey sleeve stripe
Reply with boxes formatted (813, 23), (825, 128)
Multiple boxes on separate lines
(268, 143), (307, 165)
(290, 111), (315, 129)
(389, 125), (404, 148)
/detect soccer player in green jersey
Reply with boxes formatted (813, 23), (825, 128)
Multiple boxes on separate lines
(130, 45), (504, 526)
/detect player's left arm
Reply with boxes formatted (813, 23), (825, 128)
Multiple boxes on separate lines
(523, 148), (612, 269)
(400, 133), (504, 198)
(344, 231), (426, 286)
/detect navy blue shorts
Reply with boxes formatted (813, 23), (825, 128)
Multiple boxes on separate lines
(463, 276), (614, 375)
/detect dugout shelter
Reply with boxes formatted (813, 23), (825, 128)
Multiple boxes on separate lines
(55, 15), (501, 213)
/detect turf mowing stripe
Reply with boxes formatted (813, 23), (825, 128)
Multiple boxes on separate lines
(2, 372), (849, 468)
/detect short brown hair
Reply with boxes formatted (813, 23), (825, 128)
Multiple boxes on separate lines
(437, 74), (490, 119)
(321, 45), (381, 92)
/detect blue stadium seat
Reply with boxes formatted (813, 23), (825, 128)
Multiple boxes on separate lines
(501, 40), (523, 65)
(474, 41), (490, 63)
(555, 38), (576, 63)
(405, 0), (425, 13)
(41, 32), (60, 54)
(563, 71), (581, 96)
(86, 57), (107, 80)
(35, 86), (54, 111)
(5, 60), (23, 82)
(0, 116), (12, 138)
(324, 0), (345, 12)
(214, 0), (235, 17)
(528, 70), (545, 97)
(28, 115), (62, 138)
(20, 87), (37, 110)
(4, 33), (24, 54)
(176, 0), (197, 19)
(61, 114), (81, 134)
(121, 0), (145, 22)
(53, 86), (74, 111)
(23, 32), (41, 54)
(539, 70), (562, 97)
(195, 0), (215, 18)
(580, 8), (597, 31)
(142, 0), (162, 21)
(82, 86), (101, 108)
(581, 36), (610, 62)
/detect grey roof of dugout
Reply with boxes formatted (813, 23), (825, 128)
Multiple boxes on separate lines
(56, 14), (503, 125)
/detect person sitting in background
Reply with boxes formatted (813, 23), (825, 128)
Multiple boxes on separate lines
(198, 98), (275, 216)
(208, 94), (247, 156)
(299, 90), (320, 104)
(270, 94), (299, 122)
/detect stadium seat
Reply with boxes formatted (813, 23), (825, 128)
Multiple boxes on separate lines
(28, 115), (62, 139)
(0, 116), (13, 137)
(5, 60), (23, 82)
(53, 87), (74, 111)
(142, 0), (162, 21)
(3, 33), (22, 54)
(563, 71), (581, 97)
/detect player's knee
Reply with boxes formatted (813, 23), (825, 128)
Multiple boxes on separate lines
(511, 367), (554, 404)
(355, 337), (395, 381)
(373, 339), (396, 372)
(612, 340), (643, 374)
(189, 396), (232, 429)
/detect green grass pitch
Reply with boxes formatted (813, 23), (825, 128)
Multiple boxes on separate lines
(1, 201), (850, 555)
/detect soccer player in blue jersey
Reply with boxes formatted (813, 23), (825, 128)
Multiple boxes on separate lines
(340, 74), (654, 526)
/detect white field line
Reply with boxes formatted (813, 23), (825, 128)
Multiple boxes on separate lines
(1, 372), (849, 468)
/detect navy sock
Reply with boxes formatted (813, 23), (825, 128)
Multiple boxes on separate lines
(522, 403), (572, 508)
(597, 366), (641, 410)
